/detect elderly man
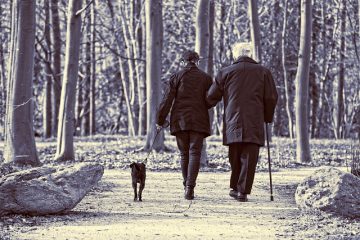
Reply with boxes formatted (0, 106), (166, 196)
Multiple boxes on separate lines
(156, 50), (212, 200)
(206, 43), (278, 202)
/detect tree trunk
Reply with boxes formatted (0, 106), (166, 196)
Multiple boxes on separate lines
(81, 5), (91, 136)
(195, 0), (210, 72)
(76, 71), (83, 135)
(51, 0), (62, 137)
(310, 0), (319, 138)
(336, 0), (346, 139)
(55, 0), (83, 161)
(4, 0), (39, 166)
(0, 3), (6, 130)
(135, 0), (146, 136)
(219, 0), (225, 65)
(295, 0), (312, 163)
(43, 0), (52, 138)
(248, 0), (261, 62)
(281, 0), (294, 139)
(90, 1), (96, 135)
(195, 0), (210, 167)
(208, 0), (215, 78)
(144, 0), (164, 151)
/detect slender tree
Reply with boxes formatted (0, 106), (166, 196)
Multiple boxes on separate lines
(195, 0), (210, 72)
(281, 0), (294, 139)
(208, 0), (215, 78)
(43, 0), (52, 138)
(4, 0), (39, 166)
(55, 0), (83, 161)
(309, 5), (319, 139)
(295, 0), (312, 163)
(107, 0), (136, 136)
(82, 2), (92, 136)
(248, 0), (261, 62)
(144, 0), (164, 150)
(0, 3), (6, 129)
(336, 0), (346, 139)
(51, 0), (62, 137)
(90, 1), (96, 135)
(195, 0), (210, 167)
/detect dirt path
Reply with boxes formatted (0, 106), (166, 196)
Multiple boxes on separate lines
(3, 167), (359, 240)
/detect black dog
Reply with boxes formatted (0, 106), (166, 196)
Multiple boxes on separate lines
(130, 162), (146, 201)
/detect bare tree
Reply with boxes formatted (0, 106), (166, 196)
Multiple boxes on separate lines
(144, 0), (164, 150)
(0, 3), (7, 129)
(195, 0), (210, 72)
(335, 0), (346, 139)
(106, 0), (136, 137)
(50, 0), (62, 137)
(90, 1), (96, 135)
(195, 0), (210, 167)
(55, 0), (83, 161)
(4, 0), (39, 166)
(81, 2), (92, 136)
(281, 0), (294, 139)
(208, 0), (215, 77)
(295, 0), (312, 163)
(248, 0), (261, 62)
(43, 0), (52, 138)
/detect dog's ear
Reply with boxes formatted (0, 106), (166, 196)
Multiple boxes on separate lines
(130, 162), (135, 168)
(140, 163), (146, 168)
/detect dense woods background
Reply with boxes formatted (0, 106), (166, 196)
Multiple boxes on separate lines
(0, 0), (359, 164)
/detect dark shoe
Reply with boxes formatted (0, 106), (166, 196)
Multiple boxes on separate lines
(185, 186), (194, 200)
(229, 189), (238, 199)
(237, 192), (248, 202)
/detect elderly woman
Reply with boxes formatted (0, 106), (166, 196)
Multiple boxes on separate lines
(156, 50), (212, 200)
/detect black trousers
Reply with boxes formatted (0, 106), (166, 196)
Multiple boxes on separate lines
(229, 142), (260, 194)
(176, 131), (205, 188)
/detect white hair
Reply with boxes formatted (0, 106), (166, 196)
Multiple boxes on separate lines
(232, 42), (253, 59)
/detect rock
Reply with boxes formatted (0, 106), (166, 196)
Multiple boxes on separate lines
(295, 167), (360, 218)
(0, 163), (104, 216)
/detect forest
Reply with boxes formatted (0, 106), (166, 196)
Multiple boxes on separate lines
(0, 0), (359, 166)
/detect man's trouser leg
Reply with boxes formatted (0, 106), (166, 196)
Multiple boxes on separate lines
(229, 142), (260, 194)
(229, 143), (241, 191)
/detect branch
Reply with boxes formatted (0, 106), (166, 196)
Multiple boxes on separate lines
(13, 98), (34, 111)
(76, 0), (94, 16)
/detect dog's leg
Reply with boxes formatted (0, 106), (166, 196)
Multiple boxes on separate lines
(138, 182), (145, 202)
(132, 182), (137, 201)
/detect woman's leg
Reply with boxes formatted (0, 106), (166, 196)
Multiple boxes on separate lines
(186, 131), (204, 188)
(175, 131), (190, 188)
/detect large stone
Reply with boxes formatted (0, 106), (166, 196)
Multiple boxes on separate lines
(295, 167), (360, 218)
(0, 163), (104, 216)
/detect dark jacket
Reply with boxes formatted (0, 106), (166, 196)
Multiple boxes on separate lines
(157, 63), (213, 137)
(206, 57), (278, 146)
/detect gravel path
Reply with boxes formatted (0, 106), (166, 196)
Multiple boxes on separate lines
(3, 167), (360, 240)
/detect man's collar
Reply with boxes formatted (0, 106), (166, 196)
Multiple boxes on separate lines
(233, 56), (258, 64)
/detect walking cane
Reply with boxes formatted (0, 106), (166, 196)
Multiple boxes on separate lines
(144, 120), (170, 163)
(265, 123), (274, 201)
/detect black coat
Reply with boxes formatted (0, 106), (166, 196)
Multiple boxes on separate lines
(206, 57), (278, 146)
(157, 63), (213, 137)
